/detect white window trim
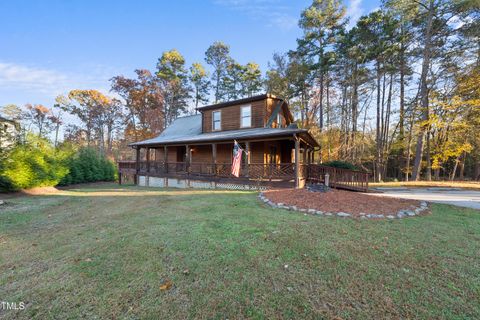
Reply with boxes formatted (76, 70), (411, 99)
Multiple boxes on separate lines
(212, 110), (221, 131)
(240, 105), (252, 128)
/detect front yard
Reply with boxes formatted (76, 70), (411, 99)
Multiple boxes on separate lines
(0, 184), (479, 319)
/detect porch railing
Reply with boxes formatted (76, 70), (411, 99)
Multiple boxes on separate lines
(118, 161), (368, 191)
(118, 161), (297, 181)
(307, 164), (369, 192)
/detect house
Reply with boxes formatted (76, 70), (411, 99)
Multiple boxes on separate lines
(0, 116), (20, 149)
(118, 94), (320, 189)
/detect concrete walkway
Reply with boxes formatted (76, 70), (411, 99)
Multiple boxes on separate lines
(371, 187), (480, 210)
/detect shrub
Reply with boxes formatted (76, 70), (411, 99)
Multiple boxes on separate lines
(0, 137), (117, 192)
(0, 136), (69, 191)
(59, 147), (116, 185)
(323, 160), (358, 171)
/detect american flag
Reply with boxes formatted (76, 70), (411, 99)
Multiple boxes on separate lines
(231, 140), (243, 177)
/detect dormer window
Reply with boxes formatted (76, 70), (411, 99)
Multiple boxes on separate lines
(212, 110), (221, 131)
(241, 105), (251, 128)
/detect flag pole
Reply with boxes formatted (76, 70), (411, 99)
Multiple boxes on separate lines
(234, 140), (248, 154)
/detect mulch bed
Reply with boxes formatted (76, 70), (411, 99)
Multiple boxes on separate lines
(263, 188), (422, 217)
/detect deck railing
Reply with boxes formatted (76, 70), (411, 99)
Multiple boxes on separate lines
(118, 161), (297, 181)
(118, 161), (368, 191)
(307, 164), (369, 192)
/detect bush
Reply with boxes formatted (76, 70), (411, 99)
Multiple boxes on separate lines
(0, 136), (69, 191)
(59, 147), (116, 185)
(0, 137), (117, 192)
(323, 160), (358, 171)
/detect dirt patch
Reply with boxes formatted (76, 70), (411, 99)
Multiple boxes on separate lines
(19, 186), (60, 195)
(263, 188), (423, 216)
(0, 182), (117, 199)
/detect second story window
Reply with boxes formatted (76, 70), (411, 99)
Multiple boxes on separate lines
(241, 105), (251, 128)
(212, 110), (221, 131)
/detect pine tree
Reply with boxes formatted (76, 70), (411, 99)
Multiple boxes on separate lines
(189, 62), (210, 109)
(156, 49), (191, 126)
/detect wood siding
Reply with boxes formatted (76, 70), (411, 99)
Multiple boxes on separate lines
(151, 140), (295, 165)
(202, 100), (266, 133)
(155, 147), (181, 162)
(191, 143), (232, 163)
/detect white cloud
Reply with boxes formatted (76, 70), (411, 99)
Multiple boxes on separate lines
(0, 61), (112, 99)
(346, 0), (363, 29)
(0, 62), (68, 94)
(213, 0), (298, 30)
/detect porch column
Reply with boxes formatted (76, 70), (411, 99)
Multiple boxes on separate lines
(302, 144), (307, 165)
(294, 137), (300, 189)
(186, 144), (191, 174)
(164, 145), (168, 173)
(245, 141), (250, 177)
(135, 147), (141, 185)
(146, 147), (150, 173)
(212, 143), (217, 176)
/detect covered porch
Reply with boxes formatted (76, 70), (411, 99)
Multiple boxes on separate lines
(118, 136), (317, 189)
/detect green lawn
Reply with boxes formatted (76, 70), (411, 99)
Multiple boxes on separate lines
(1, 184), (479, 319)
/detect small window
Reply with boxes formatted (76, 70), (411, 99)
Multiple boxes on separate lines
(212, 111), (221, 131)
(241, 105), (251, 128)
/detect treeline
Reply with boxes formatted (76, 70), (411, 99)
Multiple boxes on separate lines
(265, 0), (479, 182)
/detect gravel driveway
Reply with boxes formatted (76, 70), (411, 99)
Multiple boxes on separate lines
(371, 187), (480, 210)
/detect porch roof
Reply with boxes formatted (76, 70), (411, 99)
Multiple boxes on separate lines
(130, 114), (319, 147)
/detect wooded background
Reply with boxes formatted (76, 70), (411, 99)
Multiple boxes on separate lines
(1, 0), (478, 182)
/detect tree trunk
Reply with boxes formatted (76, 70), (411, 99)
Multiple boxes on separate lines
(318, 43), (324, 131)
(474, 160), (480, 180)
(107, 123), (113, 157)
(405, 111), (415, 181)
(383, 73), (393, 179)
(54, 125), (60, 148)
(425, 129), (432, 181)
(319, 72), (324, 131)
(351, 63), (359, 162)
(326, 75), (331, 161)
(398, 28), (406, 179)
(375, 62), (382, 182)
(451, 156), (460, 181)
(459, 151), (466, 180)
(412, 0), (434, 181)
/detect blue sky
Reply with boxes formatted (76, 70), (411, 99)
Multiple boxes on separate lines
(0, 0), (380, 109)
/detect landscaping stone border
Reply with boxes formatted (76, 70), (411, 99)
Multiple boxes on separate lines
(258, 192), (429, 219)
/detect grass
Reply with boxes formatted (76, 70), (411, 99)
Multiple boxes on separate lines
(370, 180), (480, 190)
(0, 184), (479, 319)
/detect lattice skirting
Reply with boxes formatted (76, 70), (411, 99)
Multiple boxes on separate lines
(138, 176), (268, 191)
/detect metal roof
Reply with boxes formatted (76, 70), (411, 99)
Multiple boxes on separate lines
(130, 114), (319, 147)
